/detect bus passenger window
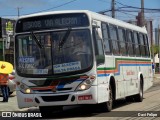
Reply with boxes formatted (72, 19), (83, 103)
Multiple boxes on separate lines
(133, 32), (141, 57)
(139, 33), (146, 57)
(109, 25), (119, 55)
(101, 23), (112, 54)
(127, 30), (134, 56)
(118, 28), (127, 55)
(144, 35), (150, 57)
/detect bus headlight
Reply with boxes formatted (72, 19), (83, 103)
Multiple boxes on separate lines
(76, 75), (96, 91)
(25, 88), (31, 94)
(19, 84), (33, 94)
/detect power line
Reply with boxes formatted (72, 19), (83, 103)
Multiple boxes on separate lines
(118, 7), (160, 12)
(115, 1), (160, 11)
(0, 0), (78, 17)
(117, 11), (137, 17)
(25, 0), (78, 15)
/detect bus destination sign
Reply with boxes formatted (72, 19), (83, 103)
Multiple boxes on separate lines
(16, 13), (89, 32)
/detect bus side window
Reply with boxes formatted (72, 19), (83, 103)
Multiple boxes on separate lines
(144, 35), (150, 57)
(101, 23), (112, 55)
(133, 32), (141, 57)
(118, 27), (127, 56)
(139, 33), (146, 57)
(126, 30), (134, 56)
(108, 24), (120, 55)
(92, 26), (105, 65)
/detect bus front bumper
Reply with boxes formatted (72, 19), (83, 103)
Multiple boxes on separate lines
(16, 86), (98, 109)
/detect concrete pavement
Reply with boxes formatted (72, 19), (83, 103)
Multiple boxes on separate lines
(153, 74), (160, 85)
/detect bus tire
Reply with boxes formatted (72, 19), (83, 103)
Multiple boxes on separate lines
(39, 106), (63, 117)
(134, 80), (143, 102)
(100, 84), (113, 112)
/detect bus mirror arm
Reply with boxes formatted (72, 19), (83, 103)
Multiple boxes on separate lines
(92, 25), (100, 29)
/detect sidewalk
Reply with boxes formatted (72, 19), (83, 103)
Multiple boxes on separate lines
(153, 74), (160, 85)
(154, 73), (160, 78)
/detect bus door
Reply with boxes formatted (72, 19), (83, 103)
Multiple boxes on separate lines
(92, 20), (107, 103)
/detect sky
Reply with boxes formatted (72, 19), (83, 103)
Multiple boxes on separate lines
(0, 0), (159, 25)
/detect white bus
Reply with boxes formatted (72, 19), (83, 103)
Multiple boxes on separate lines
(14, 10), (153, 115)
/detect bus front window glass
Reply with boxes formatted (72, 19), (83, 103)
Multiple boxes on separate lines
(16, 29), (92, 75)
(16, 34), (52, 74)
(52, 29), (92, 74)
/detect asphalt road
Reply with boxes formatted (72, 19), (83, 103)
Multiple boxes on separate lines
(0, 75), (160, 119)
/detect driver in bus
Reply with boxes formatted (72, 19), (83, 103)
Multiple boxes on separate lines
(72, 36), (91, 68)
(72, 36), (90, 55)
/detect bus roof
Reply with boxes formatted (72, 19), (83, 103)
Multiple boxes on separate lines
(18, 10), (147, 34)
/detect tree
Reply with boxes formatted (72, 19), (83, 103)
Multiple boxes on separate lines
(151, 45), (159, 55)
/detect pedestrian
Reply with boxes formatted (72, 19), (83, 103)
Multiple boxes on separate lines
(0, 61), (13, 102)
(0, 73), (9, 102)
(152, 62), (155, 74)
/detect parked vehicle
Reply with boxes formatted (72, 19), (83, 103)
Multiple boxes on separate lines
(0, 70), (16, 95)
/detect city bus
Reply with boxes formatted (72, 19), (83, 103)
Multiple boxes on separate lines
(14, 10), (153, 115)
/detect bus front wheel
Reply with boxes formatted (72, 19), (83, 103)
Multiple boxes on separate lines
(100, 85), (113, 112)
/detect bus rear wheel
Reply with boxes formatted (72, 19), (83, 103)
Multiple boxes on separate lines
(100, 85), (113, 112)
(133, 80), (143, 102)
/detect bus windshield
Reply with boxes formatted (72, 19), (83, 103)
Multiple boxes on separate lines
(15, 29), (93, 76)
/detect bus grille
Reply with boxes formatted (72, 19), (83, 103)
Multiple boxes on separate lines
(41, 95), (69, 102)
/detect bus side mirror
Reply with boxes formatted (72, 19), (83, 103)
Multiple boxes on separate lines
(92, 26), (105, 65)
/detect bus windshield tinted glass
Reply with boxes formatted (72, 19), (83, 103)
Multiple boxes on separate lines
(15, 29), (92, 75)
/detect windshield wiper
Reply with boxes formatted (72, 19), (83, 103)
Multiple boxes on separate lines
(31, 31), (43, 49)
(59, 28), (71, 49)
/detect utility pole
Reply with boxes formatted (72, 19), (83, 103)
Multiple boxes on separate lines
(141, 0), (145, 27)
(111, 0), (115, 18)
(17, 7), (22, 17)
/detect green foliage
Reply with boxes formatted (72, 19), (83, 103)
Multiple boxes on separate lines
(151, 45), (160, 55)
